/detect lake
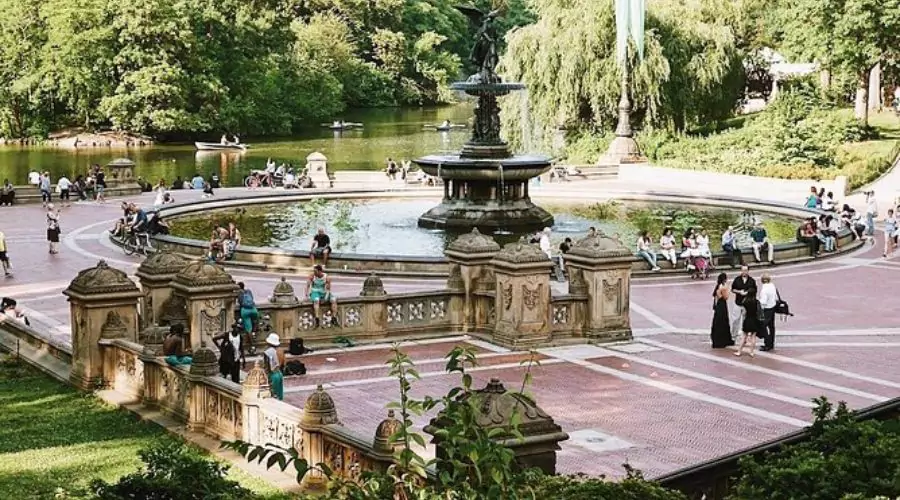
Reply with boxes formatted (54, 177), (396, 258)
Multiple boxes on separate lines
(0, 105), (474, 187)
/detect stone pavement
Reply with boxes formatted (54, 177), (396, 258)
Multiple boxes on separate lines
(1, 172), (898, 480)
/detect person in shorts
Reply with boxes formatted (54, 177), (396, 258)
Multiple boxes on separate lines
(309, 227), (332, 266)
(0, 230), (11, 276)
(307, 265), (339, 328)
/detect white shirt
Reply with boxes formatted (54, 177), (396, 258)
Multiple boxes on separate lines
(637, 237), (652, 252)
(822, 198), (835, 210)
(660, 235), (675, 249)
(28, 171), (40, 185)
(57, 177), (71, 190)
(539, 234), (551, 258)
(866, 197), (878, 215)
(759, 282), (777, 309)
(696, 234), (711, 257)
(228, 332), (241, 362)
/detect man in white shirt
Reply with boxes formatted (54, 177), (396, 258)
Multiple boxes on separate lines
(57, 175), (72, 207)
(721, 226), (742, 268)
(758, 273), (778, 351)
(865, 191), (877, 237)
(539, 227), (552, 259)
(28, 171), (40, 185)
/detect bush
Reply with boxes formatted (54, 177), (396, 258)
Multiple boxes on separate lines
(729, 398), (900, 500)
(92, 442), (257, 500)
(528, 468), (688, 500)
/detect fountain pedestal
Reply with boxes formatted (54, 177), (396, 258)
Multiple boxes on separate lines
(415, 82), (553, 231)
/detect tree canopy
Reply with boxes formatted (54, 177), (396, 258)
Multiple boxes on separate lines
(0, 0), (486, 138)
(499, 0), (744, 150)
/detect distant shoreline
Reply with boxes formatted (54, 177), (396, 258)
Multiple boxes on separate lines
(1, 128), (154, 149)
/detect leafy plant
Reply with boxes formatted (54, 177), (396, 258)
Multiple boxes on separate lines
(92, 442), (256, 500)
(729, 397), (900, 500)
(333, 335), (356, 348)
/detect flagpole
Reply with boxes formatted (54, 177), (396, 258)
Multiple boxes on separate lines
(614, 53), (633, 138)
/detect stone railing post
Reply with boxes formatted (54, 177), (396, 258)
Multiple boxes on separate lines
(359, 273), (388, 339)
(264, 277), (300, 340)
(563, 232), (634, 341)
(300, 385), (341, 491)
(241, 361), (271, 444)
(187, 342), (219, 432)
(425, 377), (568, 474)
(64, 260), (143, 390)
(170, 261), (239, 351)
(135, 251), (190, 336)
(444, 228), (501, 332)
(489, 242), (553, 349)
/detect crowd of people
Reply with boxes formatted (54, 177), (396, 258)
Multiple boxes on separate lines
(710, 266), (786, 356)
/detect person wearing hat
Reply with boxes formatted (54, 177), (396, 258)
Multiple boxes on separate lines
(263, 332), (285, 400)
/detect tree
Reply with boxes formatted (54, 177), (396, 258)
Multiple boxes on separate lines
(768, 0), (900, 126)
(499, 0), (743, 149)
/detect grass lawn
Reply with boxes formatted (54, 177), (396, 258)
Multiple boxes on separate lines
(0, 354), (289, 499)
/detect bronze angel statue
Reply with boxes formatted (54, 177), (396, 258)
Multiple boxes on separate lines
(455, 4), (504, 84)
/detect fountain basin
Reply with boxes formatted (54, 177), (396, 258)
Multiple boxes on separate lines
(415, 154), (552, 181)
(450, 82), (525, 96)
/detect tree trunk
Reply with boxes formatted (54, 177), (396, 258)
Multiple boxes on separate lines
(855, 68), (871, 127)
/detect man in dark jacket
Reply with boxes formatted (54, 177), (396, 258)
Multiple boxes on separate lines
(730, 265), (756, 337)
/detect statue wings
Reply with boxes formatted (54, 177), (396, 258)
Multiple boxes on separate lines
(454, 4), (503, 24)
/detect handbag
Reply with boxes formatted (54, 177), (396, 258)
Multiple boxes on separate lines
(774, 290), (792, 317)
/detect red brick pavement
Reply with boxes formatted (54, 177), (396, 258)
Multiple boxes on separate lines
(3, 189), (900, 481)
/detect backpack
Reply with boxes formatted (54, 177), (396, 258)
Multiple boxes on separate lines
(284, 360), (306, 376)
(239, 290), (254, 309)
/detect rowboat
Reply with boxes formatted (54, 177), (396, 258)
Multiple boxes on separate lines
(424, 123), (467, 131)
(321, 122), (363, 130)
(195, 142), (248, 151)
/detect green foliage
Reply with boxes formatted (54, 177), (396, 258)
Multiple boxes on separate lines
(528, 467), (688, 500)
(729, 397), (900, 500)
(500, 0), (745, 149)
(92, 442), (256, 500)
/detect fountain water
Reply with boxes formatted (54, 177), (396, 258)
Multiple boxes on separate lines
(414, 6), (554, 232)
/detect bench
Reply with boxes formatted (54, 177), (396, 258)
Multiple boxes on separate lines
(550, 164), (619, 182)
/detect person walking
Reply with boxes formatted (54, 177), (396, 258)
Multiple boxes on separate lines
(236, 282), (258, 335)
(710, 272), (733, 348)
(46, 204), (61, 254)
(39, 172), (52, 207)
(865, 191), (878, 238)
(95, 169), (107, 203)
(758, 273), (778, 351)
(730, 266), (756, 339)
(263, 333), (285, 400)
(884, 209), (897, 258)
(57, 174), (72, 207)
(734, 287), (762, 357)
(0, 230), (11, 276)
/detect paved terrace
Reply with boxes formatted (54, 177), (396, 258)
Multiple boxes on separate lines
(1, 168), (898, 479)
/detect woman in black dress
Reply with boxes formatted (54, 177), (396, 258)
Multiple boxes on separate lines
(710, 272), (733, 348)
(734, 287), (761, 357)
(46, 204), (61, 254)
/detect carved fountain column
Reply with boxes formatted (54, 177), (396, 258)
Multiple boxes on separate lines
(263, 277), (300, 342)
(563, 233), (634, 341)
(489, 242), (553, 349)
(135, 251), (190, 340)
(64, 260), (143, 390)
(170, 261), (239, 351)
(444, 228), (501, 333)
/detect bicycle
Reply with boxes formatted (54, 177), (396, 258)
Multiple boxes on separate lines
(122, 230), (154, 256)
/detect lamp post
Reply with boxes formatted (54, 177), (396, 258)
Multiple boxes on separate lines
(598, 0), (647, 167)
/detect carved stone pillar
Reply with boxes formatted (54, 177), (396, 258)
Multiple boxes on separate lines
(241, 361), (270, 445)
(564, 233), (634, 341)
(300, 385), (341, 491)
(490, 242), (552, 349)
(359, 273), (387, 340)
(444, 229), (500, 333)
(187, 342), (219, 431)
(171, 261), (239, 351)
(264, 277), (299, 341)
(64, 260), (143, 390)
(135, 251), (190, 334)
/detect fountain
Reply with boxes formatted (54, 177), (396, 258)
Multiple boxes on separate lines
(415, 5), (554, 232)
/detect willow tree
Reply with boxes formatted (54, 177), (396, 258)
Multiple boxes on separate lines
(500, 0), (743, 150)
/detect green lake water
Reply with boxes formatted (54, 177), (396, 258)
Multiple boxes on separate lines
(0, 106), (473, 187)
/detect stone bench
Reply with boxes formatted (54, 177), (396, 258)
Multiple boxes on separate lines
(1, 184), (142, 204)
(550, 164), (619, 181)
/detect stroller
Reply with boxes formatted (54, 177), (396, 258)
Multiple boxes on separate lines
(685, 251), (711, 280)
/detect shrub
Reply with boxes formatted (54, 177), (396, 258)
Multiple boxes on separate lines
(528, 468), (688, 500)
(92, 442), (256, 500)
(728, 398), (900, 500)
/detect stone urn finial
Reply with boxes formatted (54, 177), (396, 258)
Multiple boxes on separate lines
(65, 260), (140, 297)
(567, 232), (632, 260)
(270, 277), (298, 304)
(425, 377), (569, 474)
(360, 273), (386, 297)
(242, 360), (271, 397)
(141, 327), (167, 357)
(136, 251), (190, 281)
(189, 341), (219, 376)
(446, 227), (502, 257)
(302, 384), (340, 426)
(373, 409), (403, 453)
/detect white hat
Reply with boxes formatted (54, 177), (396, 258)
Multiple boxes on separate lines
(265, 333), (280, 347)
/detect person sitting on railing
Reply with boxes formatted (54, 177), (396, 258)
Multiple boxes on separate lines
(163, 324), (192, 366)
(207, 224), (229, 261)
(308, 265), (339, 328)
(0, 297), (30, 326)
